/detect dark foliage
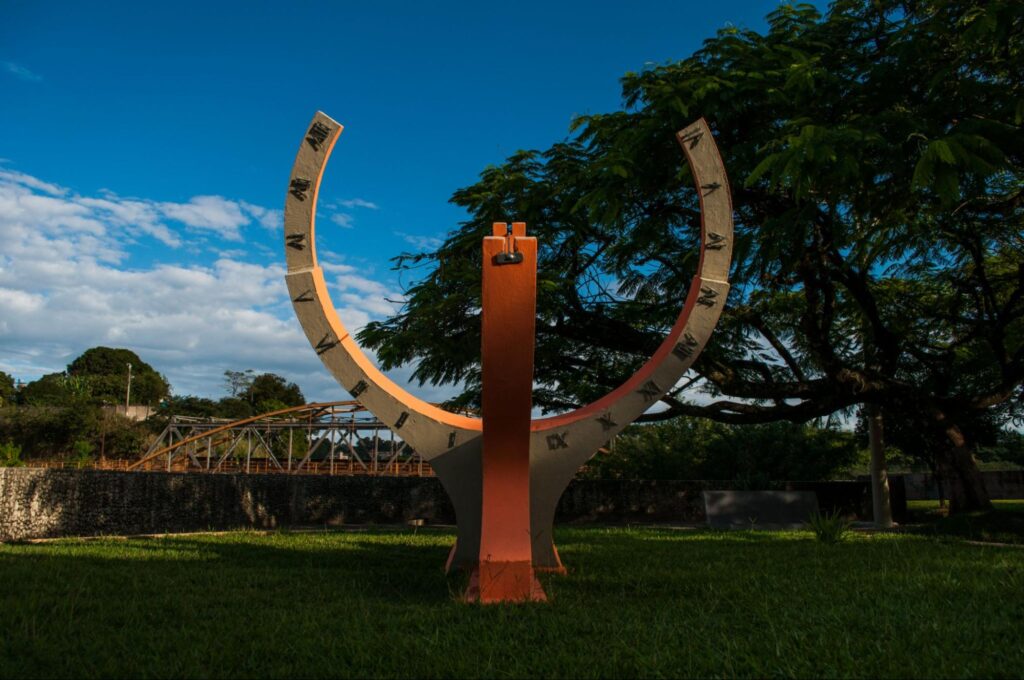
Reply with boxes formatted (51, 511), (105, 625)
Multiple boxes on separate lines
(67, 347), (170, 406)
(585, 418), (858, 483)
(358, 1), (1024, 511)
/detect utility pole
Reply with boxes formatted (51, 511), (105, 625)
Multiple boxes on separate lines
(125, 362), (133, 411)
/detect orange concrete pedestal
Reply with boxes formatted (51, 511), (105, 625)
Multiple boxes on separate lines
(464, 222), (546, 604)
(463, 561), (547, 604)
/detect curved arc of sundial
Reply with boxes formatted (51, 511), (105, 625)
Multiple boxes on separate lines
(524, 120), (732, 566)
(284, 113), (480, 461)
(283, 113), (732, 469)
(529, 117), (733, 460)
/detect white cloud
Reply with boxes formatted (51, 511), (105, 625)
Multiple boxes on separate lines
(331, 213), (354, 228)
(0, 167), (437, 403)
(338, 198), (379, 210)
(0, 169), (65, 196)
(321, 261), (356, 274)
(240, 201), (283, 230)
(2, 61), (41, 82)
(0, 171), (289, 250)
(0, 287), (45, 313)
(157, 195), (252, 240)
(78, 196), (180, 246)
(396, 231), (443, 251)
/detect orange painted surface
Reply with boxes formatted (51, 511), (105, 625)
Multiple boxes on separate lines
(476, 222), (545, 603)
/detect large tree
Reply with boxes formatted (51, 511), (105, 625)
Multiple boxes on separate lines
(67, 347), (170, 406)
(359, 0), (1023, 511)
(247, 373), (305, 412)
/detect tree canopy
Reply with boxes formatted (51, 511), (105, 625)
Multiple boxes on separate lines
(0, 371), (15, 408)
(587, 419), (859, 484)
(67, 347), (170, 406)
(248, 373), (305, 412)
(359, 0), (1023, 510)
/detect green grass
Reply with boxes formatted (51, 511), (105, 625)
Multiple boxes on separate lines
(2, 527), (1023, 678)
(906, 499), (1024, 545)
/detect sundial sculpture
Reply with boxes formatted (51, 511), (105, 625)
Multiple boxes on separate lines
(284, 112), (733, 603)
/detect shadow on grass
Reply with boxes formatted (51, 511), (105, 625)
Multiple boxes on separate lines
(902, 500), (1024, 545)
(1, 529), (461, 606)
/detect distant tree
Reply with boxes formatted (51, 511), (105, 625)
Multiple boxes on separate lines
(223, 370), (255, 399)
(0, 400), (100, 458)
(248, 373), (305, 412)
(983, 430), (1024, 468)
(67, 347), (169, 405)
(19, 373), (90, 406)
(159, 395), (220, 419)
(587, 418), (858, 484)
(215, 397), (255, 420)
(96, 412), (150, 460)
(0, 371), (15, 407)
(160, 374), (303, 422)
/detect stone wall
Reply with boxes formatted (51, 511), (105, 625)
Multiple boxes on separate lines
(900, 470), (1024, 501)
(0, 469), (456, 542)
(0, 468), (892, 542)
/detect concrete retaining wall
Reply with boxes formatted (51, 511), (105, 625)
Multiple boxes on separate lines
(900, 470), (1024, 501)
(0, 468), (894, 542)
(0, 469), (455, 542)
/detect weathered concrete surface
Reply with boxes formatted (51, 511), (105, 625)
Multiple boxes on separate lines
(0, 469), (455, 542)
(703, 490), (819, 529)
(0, 469), (900, 542)
(898, 470), (1024, 501)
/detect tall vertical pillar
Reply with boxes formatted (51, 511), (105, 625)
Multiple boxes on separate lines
(469, 222), (545, 603)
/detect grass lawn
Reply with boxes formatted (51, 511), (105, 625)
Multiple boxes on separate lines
(905, 499), (1024, 545)
(2, 526), (1023, 679)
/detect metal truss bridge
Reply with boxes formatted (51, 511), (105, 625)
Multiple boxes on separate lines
(128, 401), (434, 476)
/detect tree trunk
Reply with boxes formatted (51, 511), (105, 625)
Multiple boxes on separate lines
(932, 422), (992, 513)
(867, 404), (893, 528)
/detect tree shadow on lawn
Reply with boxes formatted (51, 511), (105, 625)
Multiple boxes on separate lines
(902, 501), (1024, 545)
(0, 529), (462, 606)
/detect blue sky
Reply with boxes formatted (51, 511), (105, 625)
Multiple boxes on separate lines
(0, 0), (798, 403)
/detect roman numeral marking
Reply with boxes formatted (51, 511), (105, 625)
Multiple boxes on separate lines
(679, 130), (703, 149)
(546, 432), (569, 450)
(292, 289), (314, 303)
(305, 121), (331, 151)
(314, 334), (338, 355)
(286, 233), (306, 250)
(638, 380), (661, 403)
(597, 413), (617, 431)
(395, 412), (409, 429)
(289, 177), (311, 201)
(672, 333), (699, 360)
(697, 286), (719, 307)
(701, 182), (721, 196)
(447, 432), (456, 448)
(706, 231), (726, 250)
(350, 380), (368, 397)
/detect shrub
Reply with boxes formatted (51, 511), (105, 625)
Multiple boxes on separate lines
(0, 440), (24, 467)
(71, 439), (95, 469)
(807, 509), (852, 544)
